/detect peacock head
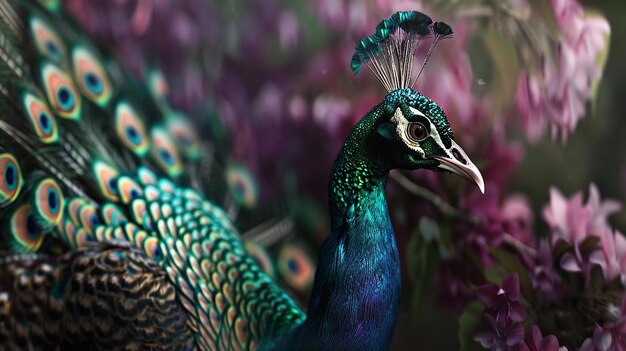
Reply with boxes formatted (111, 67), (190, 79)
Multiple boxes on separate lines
(351, 11), (484, 193)
(373, 88), (484, 193)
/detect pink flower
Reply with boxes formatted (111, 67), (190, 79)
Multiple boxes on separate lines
(543, 184), (623, 285)
(543, 188), (591, 244)
(515, 0), (610, 142)
(543, 184), (620, 244)
(589, 228), (626, 284)
(587, 185), (622, 233)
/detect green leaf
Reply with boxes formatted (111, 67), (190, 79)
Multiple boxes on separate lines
(407, 218), (442, 317)
(589, 265), (606, 290)
(552, 238), (573, 261)
(579, 235), (601, 257)
(465, 250), (486, 280)
(488, 246), (535, 304)
(527, 0), (561, 41)
(458, 302), (484, 351)
(484, 266), (507, 284)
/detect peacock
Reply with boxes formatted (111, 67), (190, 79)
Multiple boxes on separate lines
(0, 1), (484, 350)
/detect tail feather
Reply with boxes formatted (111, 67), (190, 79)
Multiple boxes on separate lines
(0, 0), (223, 203)
(0, 1), (308, 349)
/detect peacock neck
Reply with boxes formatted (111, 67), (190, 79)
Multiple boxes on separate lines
(328, 135), (389, 232)
(272, 115), (401, 350)
(327, 103), (393, 225)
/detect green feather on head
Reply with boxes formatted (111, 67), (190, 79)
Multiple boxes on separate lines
(350, 10), (452, 92)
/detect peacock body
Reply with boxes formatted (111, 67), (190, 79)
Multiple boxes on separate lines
(0, 2), (483, 350)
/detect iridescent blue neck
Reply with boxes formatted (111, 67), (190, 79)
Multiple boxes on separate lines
(270, 110), (401, 350)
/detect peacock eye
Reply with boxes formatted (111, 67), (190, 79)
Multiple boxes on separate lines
(407, 122), (428, 142)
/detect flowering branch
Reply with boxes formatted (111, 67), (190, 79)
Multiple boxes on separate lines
(390, 171), (478, 224)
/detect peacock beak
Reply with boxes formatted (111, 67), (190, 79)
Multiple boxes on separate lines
(433, 140), (485, 194)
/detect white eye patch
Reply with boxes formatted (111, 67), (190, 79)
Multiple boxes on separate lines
(409, 106), (426, 117)
(390, 107), (425, 158)
(408, 106), (446, 149)
(390, 107), (446, 159)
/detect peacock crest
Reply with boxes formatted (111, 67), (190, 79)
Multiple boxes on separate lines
(350, 11), (453, 92)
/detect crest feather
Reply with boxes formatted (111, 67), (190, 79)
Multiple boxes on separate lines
(351, 11), (453, 92)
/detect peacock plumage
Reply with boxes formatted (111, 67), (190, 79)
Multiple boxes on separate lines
(0, 2), (483, 350)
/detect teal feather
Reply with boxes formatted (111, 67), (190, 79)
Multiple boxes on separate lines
(350, 10), (436, 81)
(350, 52), (362, 74)
(397, 11), (432, 34)
(433, 21), (454, 37)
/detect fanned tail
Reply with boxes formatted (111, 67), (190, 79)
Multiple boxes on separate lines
(0, 0), (263, 248)
(0, 1), (307, 349)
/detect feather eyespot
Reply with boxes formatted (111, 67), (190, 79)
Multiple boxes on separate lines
(10, 204), (43, 252)
(22, 92), (59, 143)
(101, 203), (128, 226)
(66, 197), (86, 224)
(116, 176), (143, 204)
(245, 241), (275, 277)
(148, 69), (169, 102)
(78, 203), (99, 235)
(115, 102), (149, 156)
(159, 149), (174, 164)
(278, 244), (315, 292)
(32, 178), (64, 225)
(72, 47), (113, 106)
(167, 115), (202, 160)
(92, 161), (120, 201)
(150, 127), (183, 178)
(41, 63), (81, 119)
(0, 153), (23, 206)
(143, 236), (163, 261)
(136, 167), (158, 186)
(30, 17), (65, 63)
(226, 162), (259, 208)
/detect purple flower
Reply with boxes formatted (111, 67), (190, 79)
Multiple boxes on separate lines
(477, 274), (526, 323)
(474, 314), (525, 350)
(437, 258), (483, 314)
(531, 240), (565, 302)
(518, 326), (565, 351)
(580, 321), (626, 351)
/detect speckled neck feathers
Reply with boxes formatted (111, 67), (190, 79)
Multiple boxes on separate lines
(328, 106), (391, 231)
